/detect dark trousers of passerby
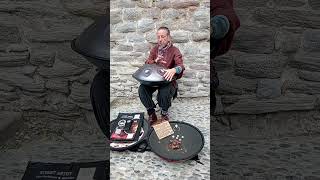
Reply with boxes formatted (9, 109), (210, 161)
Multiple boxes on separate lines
(138, 82), (176, 115)
(210, 56), (219, 117)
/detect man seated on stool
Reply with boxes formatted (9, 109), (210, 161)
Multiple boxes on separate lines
(139, 27), (185, 126)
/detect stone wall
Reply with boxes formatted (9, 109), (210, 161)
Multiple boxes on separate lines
(214, 0), (320, 135)
(0, 0), (107, 136)
(110, 0), (210, 99)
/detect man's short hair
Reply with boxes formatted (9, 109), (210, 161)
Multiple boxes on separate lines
(157, 27), (170, 36)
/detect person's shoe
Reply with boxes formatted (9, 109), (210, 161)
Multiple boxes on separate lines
(160, 114), (169, 122)
(148, 112), (157, 125)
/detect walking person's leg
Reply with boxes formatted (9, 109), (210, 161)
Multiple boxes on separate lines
(210, 61), (219, 117)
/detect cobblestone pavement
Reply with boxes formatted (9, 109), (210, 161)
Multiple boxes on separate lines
(0, 97), (210, 180)
(213, 119), (320, 180)
(2, 96), (319, 180)
(0, 120), (108, 180)
(110, 97), (210, 180)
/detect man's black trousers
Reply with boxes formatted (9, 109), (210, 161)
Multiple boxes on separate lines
(138, 82), (176, 112)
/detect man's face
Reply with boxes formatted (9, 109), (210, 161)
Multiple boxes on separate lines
(157, 29), (170, 47)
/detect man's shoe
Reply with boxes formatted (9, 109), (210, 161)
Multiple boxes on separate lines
(148, 112), (157, 125)
(160, 114), (169, 122)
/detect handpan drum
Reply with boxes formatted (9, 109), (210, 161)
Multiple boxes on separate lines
(132, 64), (174, 86)
(71, 16), (109, 137)
(148, 121), (204, 162)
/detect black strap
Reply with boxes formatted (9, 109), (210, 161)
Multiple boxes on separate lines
(129, 140), (151, 153)
(191, 155), (204, 165)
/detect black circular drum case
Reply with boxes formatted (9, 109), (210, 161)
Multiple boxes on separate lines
(110, 118), (205, 162)
(148, 121), (204, 162)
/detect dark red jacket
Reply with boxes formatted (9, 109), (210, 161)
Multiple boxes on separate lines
(145, 45), (185, 80)
(211, 0), (240, 56)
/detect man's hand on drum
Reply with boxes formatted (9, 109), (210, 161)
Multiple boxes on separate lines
(163, 68), (176, 81)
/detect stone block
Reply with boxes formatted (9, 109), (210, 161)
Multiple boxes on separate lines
(133, 42), (152, 53)
(61, 0), (106, 18)
(146, 31), (158, 43)
(0, 68), (45, 92)
(308, 0), (320, 10)
(0, 82), (14, 92)
(110, 33), (126, 42)
(68, 82), (91, 110)
(275, 30), (301, 54)
(298, 70), (320, 82)
(126, 33), (146, 43)
(283, 79), (320, 95)
(137, 0), (153, 8)
(212, 53), (233, 72)
(233, 26), (275, 54)
(172, 19), (199, 32)
(171, 0), (200, 9)
(56, 43), (93, 68)
(123, 8), (141, 21)
(217, 71), (257, 95)
(191, 31), (209, 42)
(155, 0), (171, 9)
(0, 52), (28, 67)
(225, 94), (316, 114)
(23, 17), (92, 42)
(289, 52), (320, 72)
(116, 43), (133, 51)
(38, 59), (87, 78)
(171, 30), (189, 43)
(142, 8), (161, 19)
(45, 78), (69, 94)
(112, 0), (136, 8)
(235, 0), (269, 8)
(110, 9), (122, 24)
(234, 53), (286, 79)
(116, 22), (136, 33)
(253, 8), (320, 29)
(137, 18), (154, 33)
(0, 1), (68, 18)
(257, 79), (282, 99)
(303, 29), (320, 53)
(0, 24), (21, 43)
(192, 8), (209, 21)
(0, 91), (19, 103)
(273, 0), (306, 7)
(161, 9), (181, 20)
(30, 49), (55, 67)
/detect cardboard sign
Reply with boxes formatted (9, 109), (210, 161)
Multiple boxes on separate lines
(152, 121), (174, 140)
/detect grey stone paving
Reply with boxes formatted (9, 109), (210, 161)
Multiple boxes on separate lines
(0, 120), (108, 180)
(2, 97), (319, 179)
(213, 118), (320, 180)
(110, 97), (210, 180)
(0, 97), (209, 180)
